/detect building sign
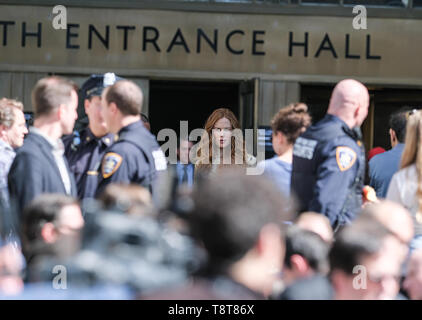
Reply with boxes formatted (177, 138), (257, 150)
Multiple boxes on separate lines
(0, 5), (421, 84)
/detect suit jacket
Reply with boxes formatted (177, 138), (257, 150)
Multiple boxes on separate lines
(8, 132), (77, 217)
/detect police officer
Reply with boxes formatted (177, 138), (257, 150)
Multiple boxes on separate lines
(63, 73), (122, 200)
(291, 79), (369, 231)
(95, 80), (167, 200)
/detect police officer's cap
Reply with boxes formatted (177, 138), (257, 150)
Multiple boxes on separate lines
(81, 72), (124, 100)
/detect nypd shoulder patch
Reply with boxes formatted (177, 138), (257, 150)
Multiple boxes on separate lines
(102, 152), (123, 178)
(152, 148), (167, 171)
(336, 146), (357, 172)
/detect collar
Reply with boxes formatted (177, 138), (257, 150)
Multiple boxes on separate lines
(325, 114), (350, 128)
(30, 126), (61, 150)
(395, 143), (405, 151)
(326, 114), (362, 141)
(82, 127), (114, 147)
(0, 139), (13, 152)
(118, 120), (144, 136)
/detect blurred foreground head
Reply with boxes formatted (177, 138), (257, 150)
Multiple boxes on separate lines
(190, 169), (291, 297)
(295, 212), (334, 244)
(21, 194), (84, 279)
(360, 200), (413, 261)
(330, 215), (403, 300)
(403, 249), (422, 300)
(98, 183), (153, 217)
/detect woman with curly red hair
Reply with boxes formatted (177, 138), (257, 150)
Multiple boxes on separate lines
(193, 108), (255, 175)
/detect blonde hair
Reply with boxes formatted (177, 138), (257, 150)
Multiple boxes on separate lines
(401, 110), (422, 222)
(0, 98), (24, 128)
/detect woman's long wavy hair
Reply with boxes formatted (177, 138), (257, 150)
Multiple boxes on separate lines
(400, 110), (422, 222)
(194, 108), (246, 170)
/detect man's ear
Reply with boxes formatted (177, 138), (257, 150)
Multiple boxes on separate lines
(389, 128), (397, 147)
(57, 104), (65, 121)
(390, 129), (396, 141)
(109, 102), (118, 115)
(0, 124), (7, 138)
(40, 222), (58, 244)
(84, 99), (90, 113)
(256, 224), (283, 272)
(289, 254), (310, 274)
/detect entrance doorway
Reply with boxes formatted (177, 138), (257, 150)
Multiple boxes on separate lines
(301, 84), (422, 153)
(149, 80), (239, 139)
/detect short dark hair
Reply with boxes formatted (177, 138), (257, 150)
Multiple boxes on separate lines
(22, 194), (79, 243)
(31, 76), (77, 118)
(329, 216), (392, 275)
(190, 170), (290, 273)
(284, 226), (330, 274)
(389, 107), (411, 143)
(104, 80), (143, 116)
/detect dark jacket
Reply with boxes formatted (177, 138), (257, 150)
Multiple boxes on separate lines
(63, 128), (115, 200)
(95, 121), (167, 199)
(8, 132), (77, 216)
(291, 114), (365, 229)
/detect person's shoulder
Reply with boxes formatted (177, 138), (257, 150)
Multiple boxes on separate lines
(278, 275), (334, 300)
(327, 133), (363, 154)
(395, 164), (416, 179)
(15, 135), (41, 156)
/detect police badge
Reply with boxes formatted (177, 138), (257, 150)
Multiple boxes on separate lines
(102, 152), (123, 178)
(336, 146), (357, 172)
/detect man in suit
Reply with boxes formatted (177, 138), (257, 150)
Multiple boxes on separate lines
(175, 138), (194, 188)
(8, 76), (78, 217)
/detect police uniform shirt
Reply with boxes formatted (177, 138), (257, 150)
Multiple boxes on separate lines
(63, 127), (114, 199)
(291, 114), (365, 228)
(96, 120), (167, 198)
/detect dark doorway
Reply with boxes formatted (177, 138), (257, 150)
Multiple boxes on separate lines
(301, 84), (422, 152)
(149, 80), (239, 141)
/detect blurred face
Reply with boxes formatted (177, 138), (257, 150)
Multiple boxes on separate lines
(364, 235), (403, 300)
(212, 117), (233, 149)
(179, 139), (193, 164)
(334, 235), (402, 300)
(85, 95), (108, 137)
(403, 251), (422, 300)
(5, 108), (28, 148)
(100, 90), (115, 133)
(56, 204), (84, 236)
(60, 90), (78, 135)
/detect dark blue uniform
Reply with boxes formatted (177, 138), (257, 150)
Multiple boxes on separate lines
(291, 114), (365, 229)
(95, 121), (167, 199)
(63, 128), (115, 200)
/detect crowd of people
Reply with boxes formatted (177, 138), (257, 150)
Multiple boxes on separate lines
(0, 73), (421, 300)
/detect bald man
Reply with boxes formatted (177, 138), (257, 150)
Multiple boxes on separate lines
(291, 79), (369, 231)
(295, 212), (334, 243)
(361, 200), (413, 261)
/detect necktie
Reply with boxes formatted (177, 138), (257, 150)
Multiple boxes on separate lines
(181, 164), (189, 185)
